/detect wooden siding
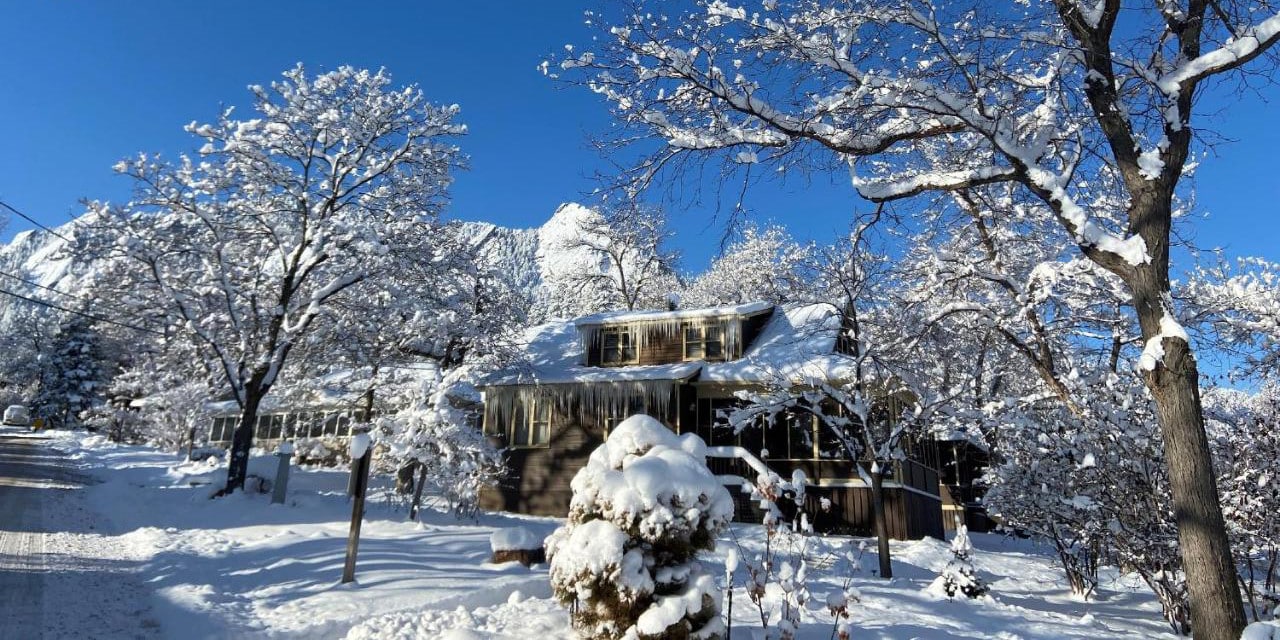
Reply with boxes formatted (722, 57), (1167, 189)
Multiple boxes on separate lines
(479, 417), (603, 516)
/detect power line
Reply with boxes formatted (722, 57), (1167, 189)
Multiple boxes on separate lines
(0, 286), (164, 336)
(0, 269), (80, 300)
(0, 200), (72, 243)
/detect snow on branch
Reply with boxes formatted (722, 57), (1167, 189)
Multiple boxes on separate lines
(1158, 12), (1280, 95)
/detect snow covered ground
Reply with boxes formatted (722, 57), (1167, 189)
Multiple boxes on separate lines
(27, 428), (1192, 639)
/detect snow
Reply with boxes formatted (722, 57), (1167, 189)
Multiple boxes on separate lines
(490, 526), (542, 552)
(1138, 313), (1190, 371)
(15, 427), (1188, 639)
(701, 303), (858, 384)
(1243, 620), (1280, 640)
(348, 431), (371, 459)
(567, 414), (733, 536)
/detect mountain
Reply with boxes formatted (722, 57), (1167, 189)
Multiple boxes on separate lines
(0, 203), (606, 331)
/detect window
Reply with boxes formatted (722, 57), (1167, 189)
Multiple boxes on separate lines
(600, 326), (638, 365)
(255, 414), (273, 440)
(603, 398), (647, 437)
(268, 414), (284, 440)
(683, 323), (725, 361)
(336, 413), (352, 437)
(510, 398), (552, 447)
(210, 417), (236, 443)
(322, 412), (340, 437)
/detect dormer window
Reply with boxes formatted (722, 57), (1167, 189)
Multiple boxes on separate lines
(601, 326), (638, 365)
(683, 323), (724, 361)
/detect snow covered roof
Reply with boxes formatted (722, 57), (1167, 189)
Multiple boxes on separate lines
(482, 302), (853, 388)
(574, 301), (773, 327)
(481, 321), (701, 386)
(700, 303), (858, 384)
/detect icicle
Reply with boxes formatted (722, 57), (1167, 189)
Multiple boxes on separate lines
(484, 380), (679, 433)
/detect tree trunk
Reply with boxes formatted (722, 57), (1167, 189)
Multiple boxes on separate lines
(870, 471), (892, 579)
(410, 463), (428, 521)
(1130, 267), (1246, 640)
(223, 388), (264, 494)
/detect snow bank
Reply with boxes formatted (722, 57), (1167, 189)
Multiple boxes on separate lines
(1243, 620), (1280, 640)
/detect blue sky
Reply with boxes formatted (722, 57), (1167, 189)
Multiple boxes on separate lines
(1, 2), (1276, 272)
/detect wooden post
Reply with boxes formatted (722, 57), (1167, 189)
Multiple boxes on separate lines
(341, 435), (372, 584)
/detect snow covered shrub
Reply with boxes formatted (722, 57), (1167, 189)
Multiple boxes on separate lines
(546, 414), (733, 639)
(986, 373), (1192, 633)
(927, 525), (989, 600)
(1207, 384), (1280, 622)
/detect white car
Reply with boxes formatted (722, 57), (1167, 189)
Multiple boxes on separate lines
(3, 405), (31, 426)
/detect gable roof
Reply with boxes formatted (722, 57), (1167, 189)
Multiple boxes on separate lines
(481, 302), (853, 388)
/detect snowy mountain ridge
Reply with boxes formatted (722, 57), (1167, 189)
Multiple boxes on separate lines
(0, 203), (598, 328)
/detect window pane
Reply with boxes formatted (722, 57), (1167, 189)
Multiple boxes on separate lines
(283, 414), (298, 439)
(269, 415), (284, 439)
(764, 414), (790, 459)
(256, 415), (272, 440)
(513, 416), (531, 446)
(787, 412), (813, 459)
(705, 340), (723, 359)
(533, 419), (550, 445)
(336, 414), (351, 437)
(512, 404), (528, 444)
(620, 332), (636, 361)
(323, 413), (339, 437)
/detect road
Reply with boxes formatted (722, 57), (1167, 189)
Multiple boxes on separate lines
(0, 427), (157, 639)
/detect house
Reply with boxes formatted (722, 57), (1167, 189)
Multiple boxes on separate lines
(478, 302), (946, 539)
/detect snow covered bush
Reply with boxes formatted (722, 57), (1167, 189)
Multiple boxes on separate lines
(546, 414), (733, 639)
(1207, 384), (1280, 622)
(927, 525), (988, 600)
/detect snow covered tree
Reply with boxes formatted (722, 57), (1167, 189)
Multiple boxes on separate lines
(681, 224), (812, 308)
(986, 372), (1193, 632)
(546, 414), (733, 640)
(78, 65), (465, 493)
(0, 305), (58, 408)
(927, 524), (989, 600)
(374, 365), (503, 518)
(553, 3), (1280, 632)
(31, 314), (114, 430)
(534, 202), (680, 319)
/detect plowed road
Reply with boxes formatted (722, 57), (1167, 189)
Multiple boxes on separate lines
(0, 428), (157, 639)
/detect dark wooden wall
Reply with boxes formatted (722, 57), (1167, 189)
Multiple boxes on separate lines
(478, 418), (603, 516)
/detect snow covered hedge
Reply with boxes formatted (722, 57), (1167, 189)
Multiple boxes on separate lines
(546, 414), (733, 639)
